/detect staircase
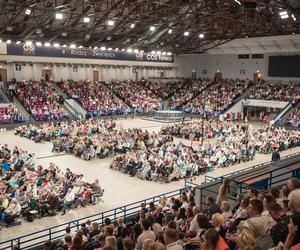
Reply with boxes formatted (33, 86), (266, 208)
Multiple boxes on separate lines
(13, 96), (31, 121)
(274, 100), (300, 126)
(0, 88), (11, 103)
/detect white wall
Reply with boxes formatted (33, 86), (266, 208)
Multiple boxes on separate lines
(3, 62), (177, 82)
(175, 52), (300, 82)
(0, 54), (177, 82)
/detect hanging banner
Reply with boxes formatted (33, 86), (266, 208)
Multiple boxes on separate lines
(4, 43), (174, 63)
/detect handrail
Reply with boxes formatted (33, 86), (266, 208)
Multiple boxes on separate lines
(204, 151), (300, 183)
(0, 188), (186, 250)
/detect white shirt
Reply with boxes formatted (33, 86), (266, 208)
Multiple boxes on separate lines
(64, 192), (75, 202)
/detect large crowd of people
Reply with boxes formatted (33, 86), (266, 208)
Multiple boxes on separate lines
(104, 80), (162, 113)
(34, 178), (300, 250)
(246, 83), (300, 104)
(182, 80), (252, 117)
(58, 81), (131, 117)
(111, 123), (300, 182)
(0, 104), (25, 124)
(7, 81), (68, 121)
(15, 119), (173, 161)
(169, 80), (212, 110)
(0, 144), (103, 227)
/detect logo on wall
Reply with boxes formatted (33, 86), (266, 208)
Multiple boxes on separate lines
(22, 44), (36, 55)
(135, 52), (144, 61)
(15, 64), (22, 71)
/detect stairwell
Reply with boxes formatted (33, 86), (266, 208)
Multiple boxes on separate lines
(13, 96), (31, 121)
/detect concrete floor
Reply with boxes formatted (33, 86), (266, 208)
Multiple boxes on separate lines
(0, 118), (299, 243)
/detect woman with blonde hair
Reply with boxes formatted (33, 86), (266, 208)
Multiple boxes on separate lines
(105, 236), (117, 250)
(235, 227), (256, 250)
(211, 213), (226, 238)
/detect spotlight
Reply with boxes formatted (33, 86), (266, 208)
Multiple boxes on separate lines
(54, 43), (60, 48)
(130, 23), (135, 28)
(16, 41), (21, 44)
(184, 31), (189, 36)
(70, 44), (76, 49)
(199, 33), (204, 38)
(168, 29), (172, 34)
(100, 46), (106, 51)
(25, 9), (31, 15)
(36, 42), (42, 46)
(45, 42), (50, 47)
(6, 40), (11, 45)
(107, 20), (115, 26)
(150, 26), (155, 31)
(84, 17), (90, 23)
(55, 13), (63, 20)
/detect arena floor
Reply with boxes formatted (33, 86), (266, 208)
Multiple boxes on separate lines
(1, 118), (300, 241)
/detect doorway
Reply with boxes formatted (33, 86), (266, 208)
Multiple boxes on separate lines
(93, 70), (99, 82)
(0, 69), (7, 82)
(214, 72), (222, 81)
(253, 72), (262, 84)
(42, 70), (52, 82)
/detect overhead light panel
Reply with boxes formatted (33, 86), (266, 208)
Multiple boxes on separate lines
(234, 0), (241, 5)
(199, 33), (205, 38)
(151, 51), (156, 54)
(7, 26), (13, 31)
(16, 41), (21, 44)
(94, 46), (98, 49)
(157, 51), (161, 55)
(184, 31), (189, 36)
(79, 45), (83, 48)
(167, 52), (172, 56)
(45, 42), (50, 47)
(127, 48), (133, 53)
(150, 26), (156, 31)
(100, 46), (106, 51)
(168, 29), (172, 34)
(279, 11), (289, 19)
(62, 44), (67, 47)
(130, 23), (135, 28)
(140, 50), (144, 53)
(134, 49), (139, 53)
(25, 8), (31, 15)
(115, 48), (119, 51)
(107, 20), (115, 26)
(162, 52), (166, 55)
(54, 43), (60, 47)
(25, 41), (32, 45)
(6, 40), (11, 44)
(291, 14), (296, 21)
(84, 17), (90, 23)
(121, 48), (125, 51)
(108, 48), (112, 51)
(61, 32), (67, 37)
(36, 42), (42, 46)
(55, 13), (63, 20)
(70, 44), (76, 49)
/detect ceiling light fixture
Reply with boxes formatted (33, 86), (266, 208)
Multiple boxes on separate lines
(79, 45), (83, 48)
(100, 46), (106, 51)
(130, 23), (135, 28)
(94, 46), (98, 49)
(108, 48), (112, 51)
(54, 43), (60, 47)
(70, 44), (76, 49)
(234, 0), (241, 5)
(279, 11), (289, 19)
(25, 8), (31, 15)
(167, 52), (172, 56)
(25, 41), (32, 45)
(62, 44), (67, 47)
(168, 29), (172, 34)
(199, 33), (205, 38)
(162, 52), (166, 55)
(55, 13), (63, 20)
(45, 42), (50, 47)
(115, 48), (119, 51)
(150, 26), (156, 31)
(127, 48), (133, 53)
(151, 51), (156, 54)
(291, 14), (296, 21)
(184, 31), (189, 36)
(134, 49), (139, 53)
(84, 17), (90, 23)
(36, 42), (42, 46)
(107, 20), (115, 26)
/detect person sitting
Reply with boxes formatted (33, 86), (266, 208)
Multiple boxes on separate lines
(61, 188), (75, 215)
(135, 219), (156, 250)
(1, 198), (21, 226)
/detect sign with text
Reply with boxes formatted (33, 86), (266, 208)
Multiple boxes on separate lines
(5, 44), (174, 63)
(242, 99), (289, 109)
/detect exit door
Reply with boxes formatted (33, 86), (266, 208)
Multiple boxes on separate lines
(93, 70), (99, 82)
(0, 69), (7, 82)
(42, 70), (52, 82)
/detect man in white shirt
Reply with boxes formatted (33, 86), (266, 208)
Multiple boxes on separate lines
(61, 188), (75, 215)
(188, 207), (202, 236)
(164, 228), (183, 250)
(135, 219), (156, 250)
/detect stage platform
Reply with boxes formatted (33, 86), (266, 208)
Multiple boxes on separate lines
(143, 110), (191, 123)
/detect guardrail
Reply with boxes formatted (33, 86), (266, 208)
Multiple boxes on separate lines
(0, 188), (187, 250)
(204, 151), (300, 183)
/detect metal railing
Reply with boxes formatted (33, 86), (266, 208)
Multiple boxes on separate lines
(0, 188), (186, 250)
(204, 151), (300, 183)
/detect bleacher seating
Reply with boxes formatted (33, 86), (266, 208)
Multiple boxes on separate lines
(0, 104), (24, 124)
(8, 81), (68, 121)
(58, 81), (131, 116)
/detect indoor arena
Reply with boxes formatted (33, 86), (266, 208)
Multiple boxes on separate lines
(0, 1), (300, 250)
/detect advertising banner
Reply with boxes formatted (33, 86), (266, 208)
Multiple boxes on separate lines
(4, 43), (174, 63)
